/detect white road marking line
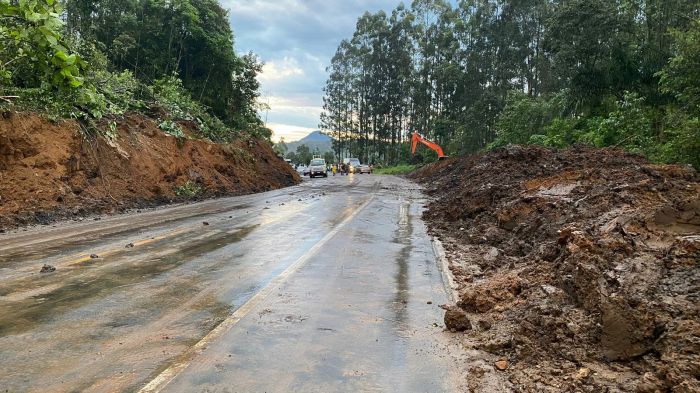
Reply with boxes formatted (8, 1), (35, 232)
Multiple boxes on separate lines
(138, 195), (375, 393)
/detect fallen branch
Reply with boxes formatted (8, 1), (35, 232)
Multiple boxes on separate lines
(0, 95), (19, 103)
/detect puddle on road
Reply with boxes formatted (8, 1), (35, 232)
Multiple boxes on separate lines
(0, 225), (257, 337)
(391, 201), (412, 331)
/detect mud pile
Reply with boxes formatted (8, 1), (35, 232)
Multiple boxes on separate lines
(0, 112), (300, 228)
(412, 146), (699, 392)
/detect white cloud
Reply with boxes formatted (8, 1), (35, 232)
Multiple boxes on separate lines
(259, 95), (323, 133)
(267, 96), (322, 116)
(267, 123), (316, 143)
(258, 57), (304, 82)
(222, 0), (405, 133)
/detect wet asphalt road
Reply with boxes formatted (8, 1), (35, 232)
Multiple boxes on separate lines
(0, 174), (464, 392)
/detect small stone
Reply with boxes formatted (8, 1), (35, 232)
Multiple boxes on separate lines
(478, 319), (492, 331)
(40, 264), (56, 273)
(202, 222), (209, 226)
(427, 301), (433, 305)
(636, 372), (663, 393)
(541, 284), (559, 295)
(575, 367), (591, 380)
(494, 360), (509, 371)
(90, 254), (99, 259)
(228, 216), (233, 219)
(441, 305), (472, 332)
(125, 243), (134, 248)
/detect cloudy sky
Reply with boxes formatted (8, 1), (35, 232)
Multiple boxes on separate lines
(223, 0), (401, 142)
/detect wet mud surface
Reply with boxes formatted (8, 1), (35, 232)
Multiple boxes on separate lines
(412, 145), (700, 392)
(0, 175), (467, 392)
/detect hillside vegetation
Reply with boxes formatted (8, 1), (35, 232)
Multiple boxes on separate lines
(0, 0), (268, 142)
(321, 0), (700, 169)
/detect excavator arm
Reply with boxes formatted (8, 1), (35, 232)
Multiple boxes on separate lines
(411, 132), (447, 160)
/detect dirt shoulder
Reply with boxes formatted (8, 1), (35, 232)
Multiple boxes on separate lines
(412, 146), (699, 392)
(0, 112), (300, 229)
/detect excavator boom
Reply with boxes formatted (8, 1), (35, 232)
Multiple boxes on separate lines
(411, 132), (447, 160)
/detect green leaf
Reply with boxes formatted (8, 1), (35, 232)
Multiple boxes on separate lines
(54, 50), (68, 61)
(45, 34), (57, 46)
(69, 78), (83, 87)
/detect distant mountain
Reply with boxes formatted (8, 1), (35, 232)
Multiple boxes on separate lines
(280, 131), (333, 154)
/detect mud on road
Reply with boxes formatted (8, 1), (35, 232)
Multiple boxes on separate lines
(412, 146), (700, 392)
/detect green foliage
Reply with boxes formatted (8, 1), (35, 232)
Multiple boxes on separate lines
(150, 75), (203, 121)
(1, 0), (268, 144)
(294, 144), (313, 165)
(658, 19), (700, 107)
(0, 0), (86, 89)
(273, 137), (288, 157)
(285, 151), (298, 165)
(492, 91), (568, 147)
(148, 74), (235, 142)
(586, 93), (655, 151)
(158, 120), (185, 139)
(323, 151), (335, 164)
(63, 0), (264, 132)
(174, 181), (204, 198)
(373, 164), (416, 175)
(322, 2), (700, 169)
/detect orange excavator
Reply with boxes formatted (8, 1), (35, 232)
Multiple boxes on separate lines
(411, 132), (448, 160)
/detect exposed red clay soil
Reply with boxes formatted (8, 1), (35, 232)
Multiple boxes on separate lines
(411, 146), (699, 392)
(0, 112), (300, 229)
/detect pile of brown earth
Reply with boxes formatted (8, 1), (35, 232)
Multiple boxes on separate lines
(411, 146), (699, 392)
(0, 112), (300, 229)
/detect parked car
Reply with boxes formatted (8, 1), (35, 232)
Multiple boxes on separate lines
(359, 164), (371, 174)
(296, 165), (308, 176)
(308, 158), (327, 178)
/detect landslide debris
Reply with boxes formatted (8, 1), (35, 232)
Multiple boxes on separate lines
(0, 112), (300, 229)
(412, 145), (699, 392)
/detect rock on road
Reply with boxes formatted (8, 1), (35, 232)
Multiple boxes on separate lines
(0, 174), (466, 392)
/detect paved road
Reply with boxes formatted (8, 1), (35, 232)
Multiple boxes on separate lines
(0, 174), (464, 392)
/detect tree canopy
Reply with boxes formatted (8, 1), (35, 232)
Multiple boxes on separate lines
(321, 0), (700, 168)
(1, 0), (268, 141)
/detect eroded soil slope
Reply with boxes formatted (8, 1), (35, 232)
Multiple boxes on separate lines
(412, 146), (699, 392)
(0, 112), (300, 228)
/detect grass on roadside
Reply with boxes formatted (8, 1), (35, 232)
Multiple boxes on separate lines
(373, 164), (417, 175)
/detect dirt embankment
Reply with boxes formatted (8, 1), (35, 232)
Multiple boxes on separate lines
(0, 112), (300, 229)
(412, 146), (699, 392)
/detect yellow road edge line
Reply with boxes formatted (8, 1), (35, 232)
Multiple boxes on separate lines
(138, 195), (375, 393)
